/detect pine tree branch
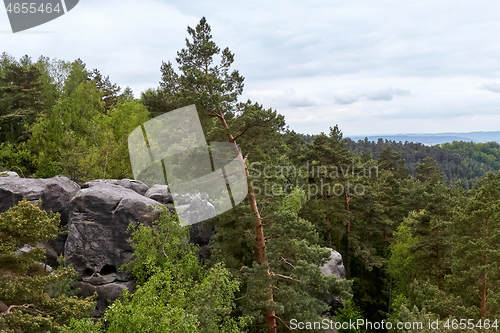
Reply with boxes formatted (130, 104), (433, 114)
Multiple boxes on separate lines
(275, 315), (292, 331)
(270, 272), (300, 282)
(0, 304), (44, 316)
(280, 257), (295, 269)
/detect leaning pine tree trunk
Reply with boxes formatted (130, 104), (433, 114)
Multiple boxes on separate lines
(344, 189), (351, 279)
(217, 113), (277, 333)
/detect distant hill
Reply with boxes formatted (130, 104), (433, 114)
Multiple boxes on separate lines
(345, 139), (499, 188)
(347, 131), (500, 146)
(294, 130), (499, 187)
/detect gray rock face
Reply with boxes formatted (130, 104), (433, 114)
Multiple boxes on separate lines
(144, 184), (173, 204)
(144, 187), (216, 258)
(0, 173), (80, 222)
(83, 179), (149, 196)
(321, 248), (346, 279)
(175, 193), (216, 225)
(0, 174), (218, 315)
(77, 280), (135, 313)
(0, 173), (81, 265)
(64, 183), (163, 314)
(321, 248), (346, 312)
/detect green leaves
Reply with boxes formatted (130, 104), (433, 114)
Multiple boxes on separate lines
(388, 172), (500, 320)
(30, 79), (149, 180)
(105, 211), (246, 333)
(0, 200), (59, 263)
(0, 201), (95, 332)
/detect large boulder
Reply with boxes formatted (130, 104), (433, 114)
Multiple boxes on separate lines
(144, 184), (173, 204)
(144, 187), (215, 256)
(320, 248), (346, 312)
(83, 179), (149, 196)
(64, 183), (163, 313)
(0, 172), (80, 222)
(320, 248), (346, 279)
(0, 173), (221, 314)
(174, 193), (216, 225)
(0, 173), (81, 264)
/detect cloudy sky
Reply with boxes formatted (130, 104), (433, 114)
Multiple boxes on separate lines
(2, 0), (500, 135)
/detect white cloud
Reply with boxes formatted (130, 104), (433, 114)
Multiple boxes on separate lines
(481, 82), (500, 93)
(2, 0), (500, 134)
(334, 88), (410, 105)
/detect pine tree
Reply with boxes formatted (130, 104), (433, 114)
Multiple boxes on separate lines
(0, 54), (46, 144)
(447, 172), (500, 318)
(265, 189), (351, 330)
(144, 17), (287, 332)
(0, 200), (95, 332)
(90, 69), (121, 112)
(29, 79), (104, 179)
(416, 157), (442, 183)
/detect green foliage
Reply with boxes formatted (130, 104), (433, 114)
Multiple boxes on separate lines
(0, 54), (47, 144)
(388, 223), (417, 294)
(389, 304), (440, 333)
(213, 188), (352, 332)
(447, 172), (500, 318)
(0, 143), (35, 178)
(1, 18), (499, 332)
(334, 300), (366, 333)
(29, 80), (149, 180)
(91, 100), (150, 179)
(267, 189), (351, 326)
(442, 141), (500, 171)
(0, 200), (95, 332)
(61, 318), (103, 333)
(0, 54), (133, 179)
(388, 172), (500, 323)
(416, 157), (443, 183)
(104, 211), (247, 333)
(122, 210), (200, 286)
(346, 137), (499, 188)
(29, 79), (104, 179)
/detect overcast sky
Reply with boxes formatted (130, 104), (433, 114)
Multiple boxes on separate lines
(2, 0), (500, 135)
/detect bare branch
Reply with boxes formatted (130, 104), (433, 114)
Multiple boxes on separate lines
(1, 304), (46, 316)
(270, 272), (300, 283)
(280, 257), (296, 269)
(275, 315), (293, 331)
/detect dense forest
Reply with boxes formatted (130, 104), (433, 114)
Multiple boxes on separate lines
(1, 18), (499, 332)
(346, 139), (499, 188)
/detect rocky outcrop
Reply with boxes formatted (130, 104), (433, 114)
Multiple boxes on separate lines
(320, 248), (346, 279)
(144, 184), (173, 204)
(0, 172), (345, 316)
(0, 172), (80, 224)
(144, 186), (215, 259)
(0, 172), (218, 315)
(0, 172), (81, 265)
(83, 179), (149, 196)
(320, 248), (346, 312)
(64, 183), (164, 313)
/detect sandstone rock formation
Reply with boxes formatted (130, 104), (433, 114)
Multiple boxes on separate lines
(320, 248), (346, 279)
(0, 172), (346, 315)
(65, 182), (163, 313)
